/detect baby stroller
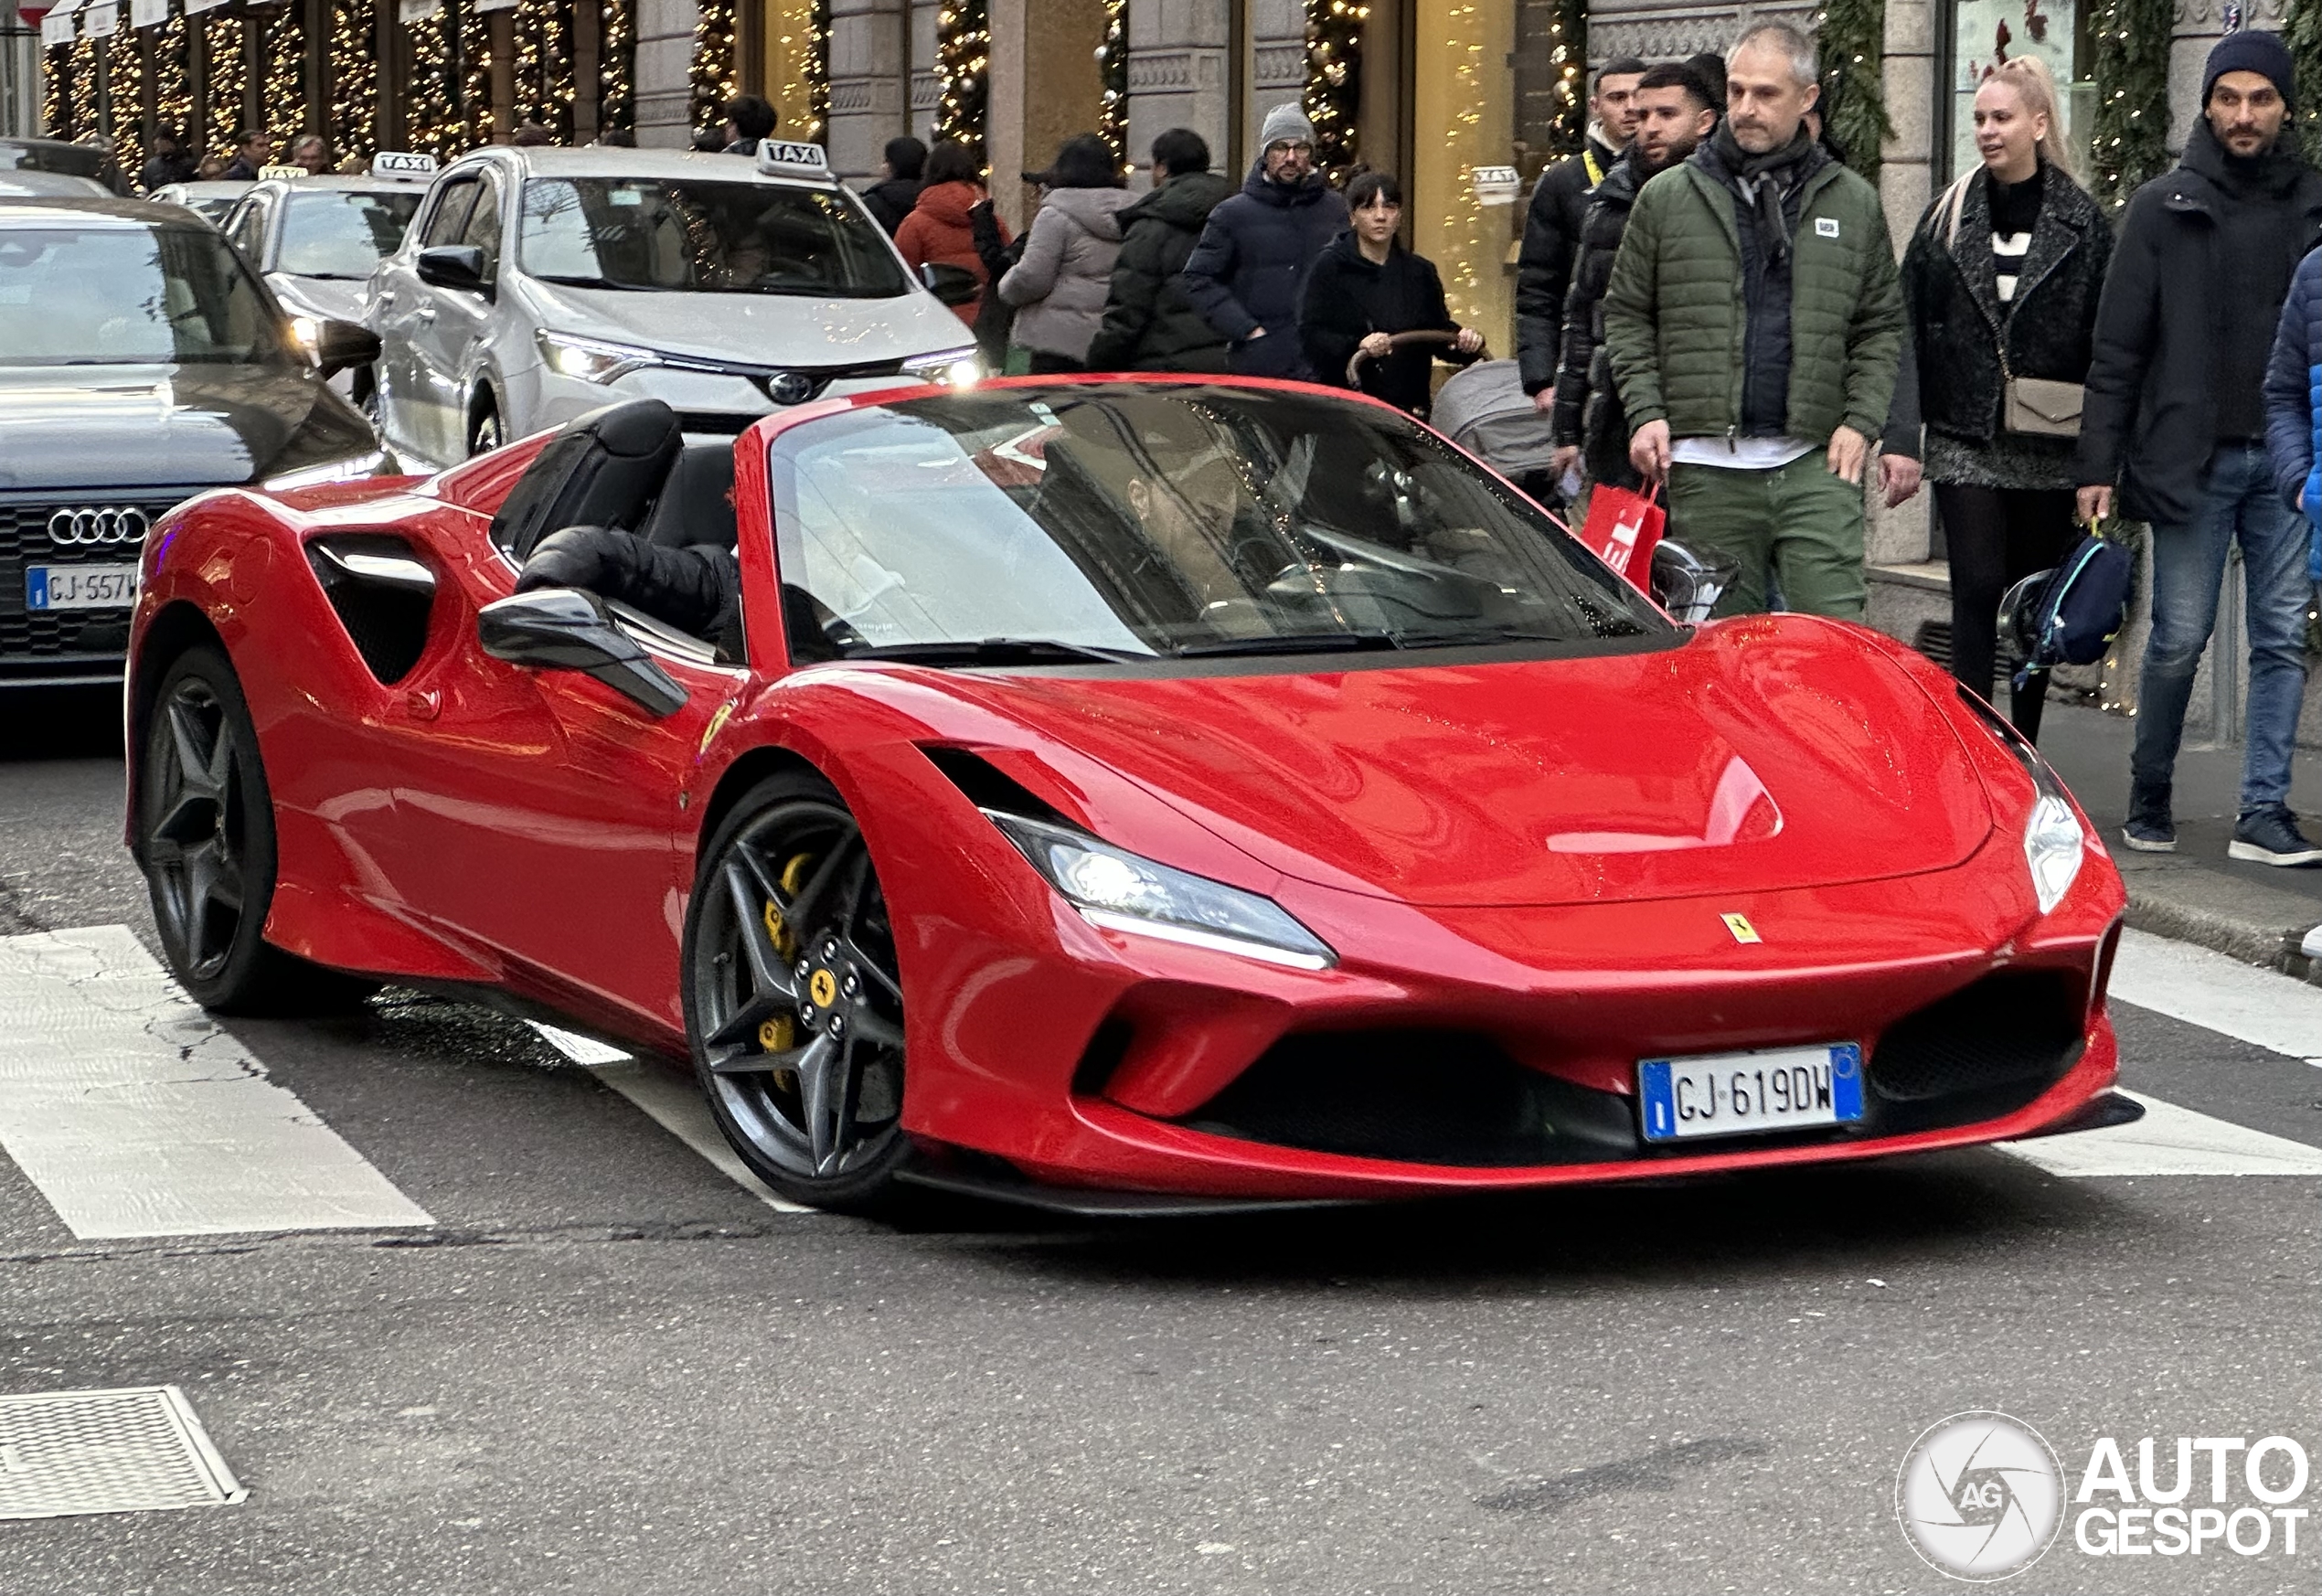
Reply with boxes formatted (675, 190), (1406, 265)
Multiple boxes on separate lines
(1427, 358), (1561, 503)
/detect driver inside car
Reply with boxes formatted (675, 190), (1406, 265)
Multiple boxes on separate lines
(516, 526), (743, 654)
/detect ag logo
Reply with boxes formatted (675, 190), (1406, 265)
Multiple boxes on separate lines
(1897, 1411), (2063, 1580)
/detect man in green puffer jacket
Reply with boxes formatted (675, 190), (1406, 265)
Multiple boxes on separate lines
(1600, 21), (1904, 619)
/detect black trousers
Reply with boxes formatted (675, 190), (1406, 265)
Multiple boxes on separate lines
(1025, 350), (1086, 375)
(1935, 484), (2080, 743)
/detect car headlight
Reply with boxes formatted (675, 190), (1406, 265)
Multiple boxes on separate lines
(536, 330), (659, 385)
(263, 450), (386, 491)
(903, 346), (982, 388)
(1959, 687), (2085, 914)
(984, 810), (1337, 970)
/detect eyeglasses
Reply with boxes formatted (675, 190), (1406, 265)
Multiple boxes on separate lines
(1267, 142), (1315, 156)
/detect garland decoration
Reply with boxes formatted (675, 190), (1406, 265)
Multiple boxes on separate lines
(933, 0), (988, 166)
(689, 0), (737, 134)
(1097, 0), (1127, 169)
(1303, 0), (1364, 176)
(1813, 0), (1893, 182)
(265, 6), (307, 157)
(328, 0), (378, 164)
(2088, 0), (2172, 207)
(1541, 0), (1587, 159)
(2287, 0), (2322, 161)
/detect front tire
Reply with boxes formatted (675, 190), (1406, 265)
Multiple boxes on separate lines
(138, 646), (374, 1014)
(467, 399), (502, 456)
(683, 775), (910, 1213)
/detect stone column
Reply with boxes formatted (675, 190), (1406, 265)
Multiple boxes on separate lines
(909, 0), (940, 143)
(1126, 0), (1231, 184)
(1869, 0), (1935, 569)
(987, 0), (1106, 230)
(826, 0), (904, 178)
(1244, 0), (1304, 156)
(634, 0), (698, 146)
(1582, 0), (1813, 71)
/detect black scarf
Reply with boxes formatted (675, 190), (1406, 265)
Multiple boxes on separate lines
(1710, 122), (1818, 265)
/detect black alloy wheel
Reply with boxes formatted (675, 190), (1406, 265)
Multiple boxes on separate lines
(684, 775), (910, 1212)
(139, 647), (374, 1013)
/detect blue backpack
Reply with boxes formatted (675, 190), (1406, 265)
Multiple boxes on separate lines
(2010, 531), (2133, 690)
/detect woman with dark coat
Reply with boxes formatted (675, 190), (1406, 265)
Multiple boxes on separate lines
(1902, 56), (2113, 742)
(1297, 172), (1482, 416)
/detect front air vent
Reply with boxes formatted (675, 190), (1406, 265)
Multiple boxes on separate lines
(919, 745), (1070, 825)
(304, 535), (437, 685)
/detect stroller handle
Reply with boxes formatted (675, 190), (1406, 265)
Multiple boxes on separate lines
(1346, 328), (1487, 388)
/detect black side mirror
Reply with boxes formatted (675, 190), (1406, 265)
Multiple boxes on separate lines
(477, 588), (689, 718)
(417, 243), (490, 295)
(312, 319), (382, 378)
(920, 261), (981, 308)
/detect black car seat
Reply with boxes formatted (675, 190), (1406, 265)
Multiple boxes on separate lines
(490, 399), (684, 561)
(637, 441), (740, 550)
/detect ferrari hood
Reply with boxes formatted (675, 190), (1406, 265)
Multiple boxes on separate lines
(945, 620), (1996, 909)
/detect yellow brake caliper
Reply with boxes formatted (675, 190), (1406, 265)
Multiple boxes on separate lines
(756, 853), (815, 1059)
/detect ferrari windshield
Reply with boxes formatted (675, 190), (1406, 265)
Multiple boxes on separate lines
(517, 176), (909, 297)
(0, 222), (294, 366)
(275, 188), (423, 277)
(768, 385), (1670, 662)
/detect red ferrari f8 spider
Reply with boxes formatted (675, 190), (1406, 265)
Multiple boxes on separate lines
(124, 378), (2134, 1214)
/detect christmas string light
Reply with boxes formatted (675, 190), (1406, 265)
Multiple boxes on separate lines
(1303, 0), (1365, 177)
(690, 0), (737, 133)
(1096, 0), (1126, 167)
(108, 29), (144, 174)
(329, 0), (378, 164)
(459, 0), (492, 147)
(203, 11), (245, 154)
(933, 0), (988, 166)
(1810, 0), (1892, 181)
(601, 0), (635, 135)
(1542, 0), (1584, 158)
(2287, 0), (2322, 160)
(154, 11), (192, 151)
(265, 5), (306, 154)
(2087, 0), (2168, 207)
(403, 8), (457, 157)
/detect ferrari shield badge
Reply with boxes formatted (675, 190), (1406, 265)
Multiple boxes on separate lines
(1720, 912), (1762, 945)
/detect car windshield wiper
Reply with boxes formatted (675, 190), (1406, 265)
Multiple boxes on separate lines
(1172, 632), (1406, 658)
(531, 272), (640, 291)
(837, 637), (1151, 665)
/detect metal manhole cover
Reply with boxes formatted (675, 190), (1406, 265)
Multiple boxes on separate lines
(0, 1386), (247, 1519)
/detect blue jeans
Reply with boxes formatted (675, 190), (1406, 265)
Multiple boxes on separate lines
(2129, 442), (2314, 815)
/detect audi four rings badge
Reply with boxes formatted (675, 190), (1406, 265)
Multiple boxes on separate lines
(47, 506), (151, 547)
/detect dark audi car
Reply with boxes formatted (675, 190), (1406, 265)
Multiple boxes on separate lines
(0, 197), (382, 688)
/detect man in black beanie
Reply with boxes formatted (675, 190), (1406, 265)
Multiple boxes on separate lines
(2079, 29), (2322, 866)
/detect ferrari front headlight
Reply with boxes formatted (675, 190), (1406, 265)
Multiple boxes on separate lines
(903, 346), (982, 388)
(2023, 792), (2085, 915)
(985, 810), (1337, 970)
(536, 330), (660, 385)
(1961, 687), (2085, 914)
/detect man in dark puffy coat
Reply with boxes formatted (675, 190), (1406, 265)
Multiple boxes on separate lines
(1087, 129), (1235, 372)
(1178, 104), (1348, 379)
(2091, 30), (2322, 865)
(1515, 57), (1646, 410)
(1552, 62), (1715, 490)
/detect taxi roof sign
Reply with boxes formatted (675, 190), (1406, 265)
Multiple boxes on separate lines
(371, 151), (439, 181)
(754, 140), (835, 181)
(258, 165), (307, 182)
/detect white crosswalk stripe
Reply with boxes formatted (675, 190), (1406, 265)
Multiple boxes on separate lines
(0, 927), (432, 1240)
(3, 921), (2318, 1234)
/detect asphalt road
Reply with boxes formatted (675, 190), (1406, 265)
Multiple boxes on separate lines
(2, 687), (2317, 1595)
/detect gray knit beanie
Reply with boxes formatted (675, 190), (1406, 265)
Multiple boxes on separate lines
(1259, 103), (1316, 150)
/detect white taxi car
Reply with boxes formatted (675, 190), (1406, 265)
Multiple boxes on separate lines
(221, 156), (434, 399)
(366, 142), (981, 469)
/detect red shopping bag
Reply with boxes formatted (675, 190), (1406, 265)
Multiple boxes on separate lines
(1579, 483), (1664, 592)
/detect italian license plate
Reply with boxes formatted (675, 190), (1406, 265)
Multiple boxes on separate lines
(1637, 1042), (1865, 1143)
(26, 564), (140, 611)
